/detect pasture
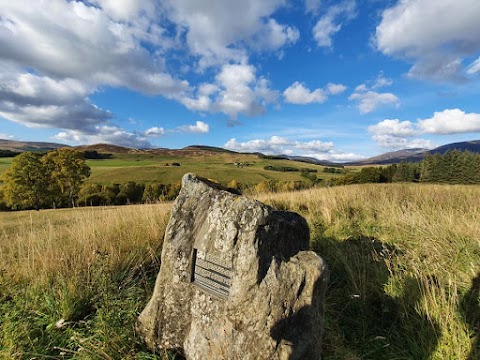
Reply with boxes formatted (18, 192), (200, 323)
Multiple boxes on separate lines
(1, 183), (478, 359)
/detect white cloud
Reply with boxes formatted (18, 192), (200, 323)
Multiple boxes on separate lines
(91, 0), (156, 21)
(0, 1), (186, 95)
(467, 57), (480, 75)
(418, 109), (480, 134)
(0, 133), (14, 140)
(214, 63), (278, 118)
(372, 135), (434, 150)
(312, 1), (356, 48)
(375, 0), (480, 81)
(181, 83), (218, 112)
(349, 91), (399, 114)
(326, 83), (347, 95)
(179, 63), (279, 119)
(349, 74), (399, 114)
(163, 0), (296, 68)
(177, 121), (210, 133)
(0, 101), (112, 131)
(317, 151), (365, 162)
(250, 19), (299, 52)
(224, 136), (363, 161)
(368, 119), (418, 137)
(53, 126), (151, 148)
(283, 82), (326, 104)
(143, 127), (166, 137)
(0, 1), (292, 140)
(369, 108), (480, 149)
(305, 0), (322, 15)
(372, 73), (393, 89)
(225, 136), (332, 154)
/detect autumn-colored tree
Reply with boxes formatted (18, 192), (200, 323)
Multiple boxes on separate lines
(2, 149), (90, 209)
(42, 148), (91, 207)
(2, 152), (49, 209)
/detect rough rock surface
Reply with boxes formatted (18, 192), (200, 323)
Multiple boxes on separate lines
(137, 173), (328, 360)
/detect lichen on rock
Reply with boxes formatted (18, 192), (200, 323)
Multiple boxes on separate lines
(137, 173), (328, 360)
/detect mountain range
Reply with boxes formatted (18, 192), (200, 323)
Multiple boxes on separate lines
(2, 138), (480, 166)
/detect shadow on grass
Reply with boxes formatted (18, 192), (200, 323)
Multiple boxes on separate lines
(312, 233), (441, 360)
(461, 272), (480, 360)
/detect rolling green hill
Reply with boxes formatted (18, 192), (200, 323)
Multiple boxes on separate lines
(0, 151), (345, 187)
(84, 152), (343, 186)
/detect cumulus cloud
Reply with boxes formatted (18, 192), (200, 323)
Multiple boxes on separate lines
(214, 63), (278, 118)
(283, 82), (326, 104)
(164, 0), (298, 68)
(372, 135), (435, 150)
(54, 126), (152, 148)
(0, 1), (186, 95)
(369, 108), (480, 149)
(326, 83), (347, 95)
(250, 19), (300, 52)
(418, 109), (480, 134)
(143, 127), (166, 137)
(0, 101), (112, 131)
(372, 73), (393, 89)
(177, 121), (210, 133)
(368, 118), (431, 150)
(375, 0), (480, 81)
(349, 74), (399, 114)
(283, 81), (346, 105)
(349, 91), (399, 114)
(0, 133), (14, 140)
(0, 1), (296, 142)
(312, 1), (356, 48)
(368, 119), (418, 137)
(224, 136), (364, 162)
(180, 63), (279, 119)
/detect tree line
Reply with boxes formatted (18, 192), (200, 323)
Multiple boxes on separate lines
(329, 150), (480, 185)
(2, 148), (480, 211)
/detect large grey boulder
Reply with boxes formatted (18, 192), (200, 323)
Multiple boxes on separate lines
(137, 173), (328, 360)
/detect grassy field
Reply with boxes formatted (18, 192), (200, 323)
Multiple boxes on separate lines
(0, 158), (12, 177)
(1, 184), (479, 359)
(0, 153), (345, 186)
(85, 153), (343, 185)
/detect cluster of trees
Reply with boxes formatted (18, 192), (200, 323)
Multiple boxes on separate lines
(330, 150), (480, 186)
(0, 149), (20, 158)
(77, 181), (181, 206)
(323, 167), (345, 174)
(264, 165), (318, 173)
(1, 149), (90, 210)
(421, 150), (480, 183)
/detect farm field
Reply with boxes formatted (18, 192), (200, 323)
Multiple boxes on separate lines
(1, 183), (478, 359)
(0, 152), (346, 186)
(0, 158), (12, 175)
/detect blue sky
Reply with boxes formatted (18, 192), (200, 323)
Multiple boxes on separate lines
(1, 0), (480, 161)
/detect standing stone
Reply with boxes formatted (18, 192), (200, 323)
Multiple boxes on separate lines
(137, 173), (328, 360)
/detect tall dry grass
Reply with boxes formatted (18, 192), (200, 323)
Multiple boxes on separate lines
(258, 183), (480, 359)
(0, 204), (172, 359)
(1, 204), (170, 284)
(1, 184), (479, 359)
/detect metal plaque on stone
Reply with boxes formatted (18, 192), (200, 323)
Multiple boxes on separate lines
(192, 249), (232, 299)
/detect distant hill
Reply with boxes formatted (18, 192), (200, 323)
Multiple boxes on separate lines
(348, 148), (426, 165)
(74, 143), (133, 154)
(3, 138), (480, 166)
(0, 139), (68, 152)
(348, 140), (480, 165)
(429, 140), (480, 154)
